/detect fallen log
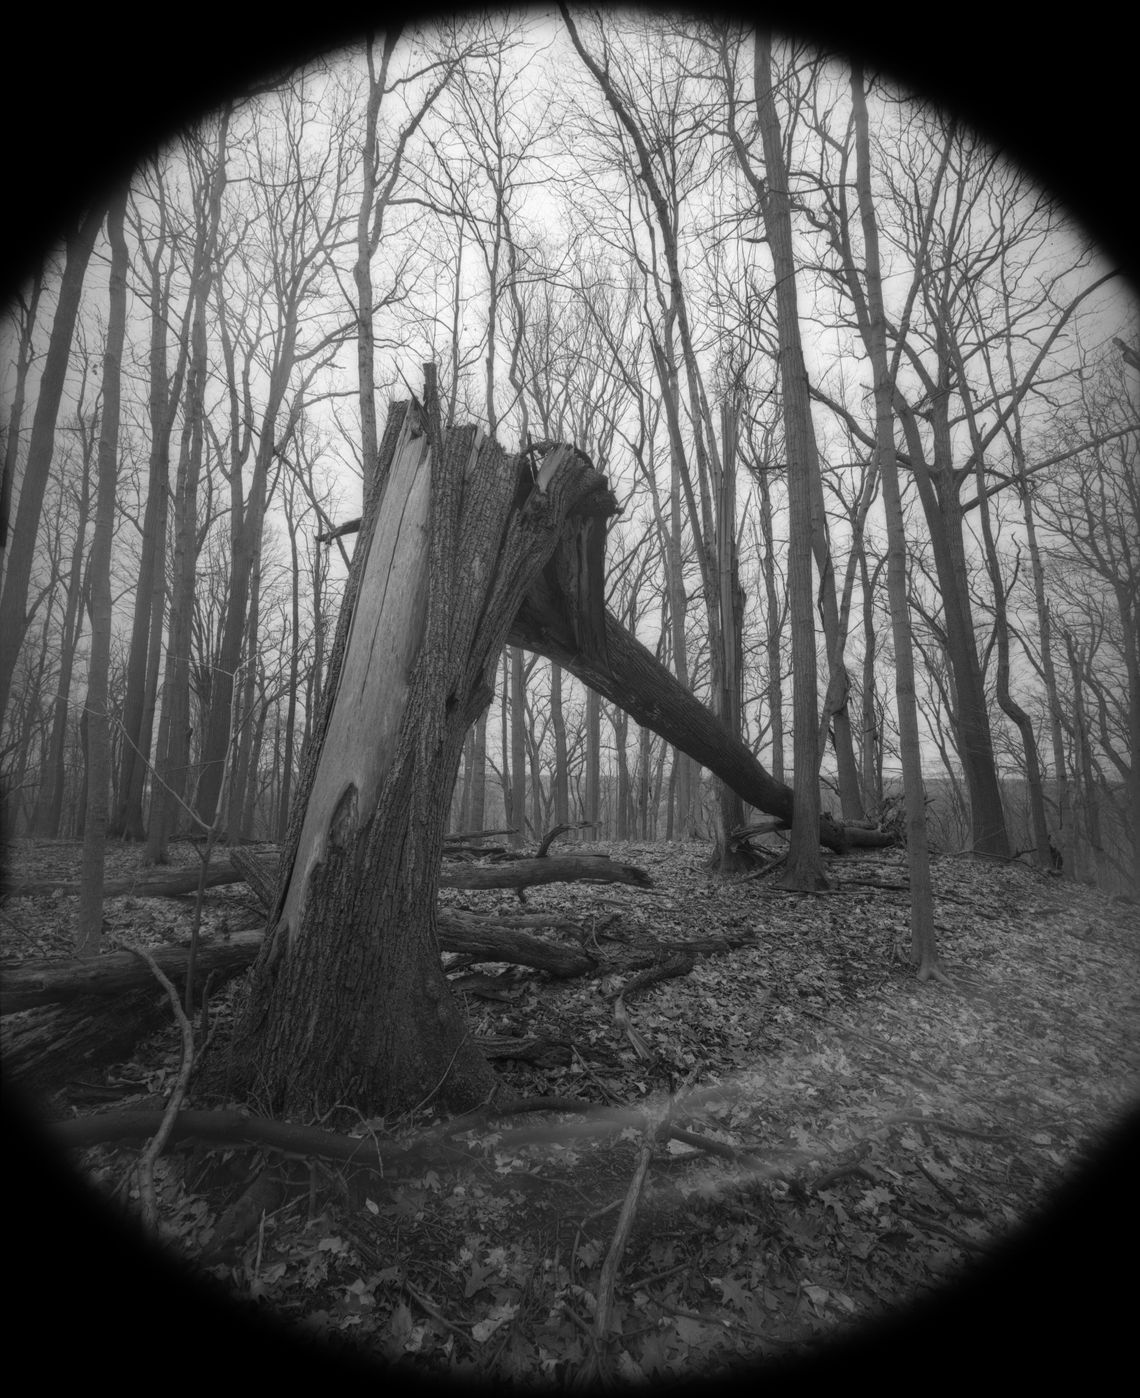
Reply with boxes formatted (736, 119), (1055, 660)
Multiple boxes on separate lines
(478, 1034), (573, 1066)
(5, 849), (650, 902)
(228, 847), (276, 907)
(46, 1097), (602, 1164)
(2, 919), (592, 1099)
(0, 932), (264, 1015)
(2, 992), (174, 1098)
(1, 913), (594, 1017)
(443, 855), (651, 891)
(436, 910), (595, 976)
(3, 865), (249, 901)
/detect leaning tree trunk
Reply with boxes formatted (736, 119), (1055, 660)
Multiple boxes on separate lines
(232, 381), (618, 1118)
(507, 559), (877, 852)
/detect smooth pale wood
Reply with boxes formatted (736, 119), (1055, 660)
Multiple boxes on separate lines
(276, 419), (447, 945)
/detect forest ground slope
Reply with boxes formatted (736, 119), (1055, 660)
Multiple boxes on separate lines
(3, 838), (1138, 1385)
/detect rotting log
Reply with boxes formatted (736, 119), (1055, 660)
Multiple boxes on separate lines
(4, 845), (649, 905)
(436, 910), (595, 977)
(0, 914), (596, 1016)
(443, 855), (650, 891)
(2, 991), (173, 1098)
(0, 932), (263, 1015)
(2, 864), (250, 901)
(0, 916), (593, 1099)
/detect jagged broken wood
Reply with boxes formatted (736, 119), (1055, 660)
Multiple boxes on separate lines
(232, 393), (629, 1115)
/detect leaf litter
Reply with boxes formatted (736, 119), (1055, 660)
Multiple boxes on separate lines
(4, 837), (1138, 1384)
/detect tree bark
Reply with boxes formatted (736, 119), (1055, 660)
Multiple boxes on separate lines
(509, 647), (528, 844)
(76, 188), (129, 957)
(851, 64), (941, 980)
(550, 662), (570, 827)
(29, 440), (92, 837)
(144, 116), (230, 864)
(0, 202), (105, 726)
(232, 390), (619, 1117)
(753, 31), (825, 889)
(111, 193), (182, 841)
(509, 569), (881, 852)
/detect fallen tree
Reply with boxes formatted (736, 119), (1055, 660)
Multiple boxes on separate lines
(4, 849), (652, 903)
(0, 931), (265, 1015)
(509, 566), (891, 852)
(226, 385), (889, 1118)
(0, 913), (596, 1095)
(2, 993), (178, 1099)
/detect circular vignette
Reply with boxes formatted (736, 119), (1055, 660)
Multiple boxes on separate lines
(3, 1), (1137, 1390)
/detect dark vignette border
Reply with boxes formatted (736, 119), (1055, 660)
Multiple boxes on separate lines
(2, 2), (1137, 1390)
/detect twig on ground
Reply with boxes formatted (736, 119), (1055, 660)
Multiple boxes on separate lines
(115, 939), (196, 1233)
(896, 1207), (989, 1253)
(403, 1278), (470, 1342)
(585, 1067), (699, 1383)
(913, 1154), (986, 1217)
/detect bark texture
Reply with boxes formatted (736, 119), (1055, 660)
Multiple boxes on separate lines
(232, 397), (617, 1117)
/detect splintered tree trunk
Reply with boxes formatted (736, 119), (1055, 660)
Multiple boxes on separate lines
(233, 390), (617, 1117)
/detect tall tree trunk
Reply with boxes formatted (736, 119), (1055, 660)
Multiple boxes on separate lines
(30, 455), (92, 836)
(240, 688), (268, 839)
(1064, 632), (1108, 885)
(77, 189), (128, 956)
(713, 397), (750, 866)
(859, 549), (885, 811)
(196, 416), (277, 830)
(469, 708), (488, 832)
(498, 648), (513, 835)
(111, 227), (180, 840)
(851, 64), (941, 980)
(0, 203), (105, 725)
(1018, 477), (1072, 874)
(509, 647), (528, 843)
(637, 718), (652, 839)
(754, 31), (825, 890)
(226, 552), (264, 838)
(971, 457), (1052, 867)
(277, 482), (304, 843)
(0, 279), (41, 550)
(144, 118), (229, 862)
(756, 465), (785, 784)
(612, 705), (630, 841)
(890, 374), (1010, 858)
(584, 686), (601, 837)
(145, 291), (208, 862)
(550, 662), (570, 826)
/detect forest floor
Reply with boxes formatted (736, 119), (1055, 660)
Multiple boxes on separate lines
(3, 837), (1139, 1386)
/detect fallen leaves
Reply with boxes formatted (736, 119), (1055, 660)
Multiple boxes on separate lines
(5, 838), (1139, 1383)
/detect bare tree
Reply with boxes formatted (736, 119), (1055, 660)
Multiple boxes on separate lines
(750, 31), (826, 889)
(146, 114), (232, 863)
(0, 201), (106, 727)
(850, 63), (942, 979)
(77, 187), (129, 955)
(195, 79), (353, 829)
